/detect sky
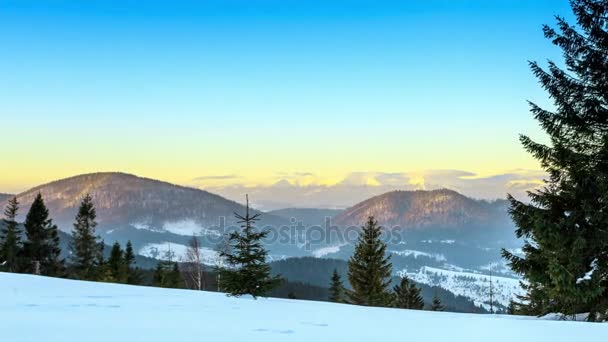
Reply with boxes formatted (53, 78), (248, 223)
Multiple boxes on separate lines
(0, 0), (574, 201)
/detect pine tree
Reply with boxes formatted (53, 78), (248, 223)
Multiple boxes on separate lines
(431, 292), (444, 312)
(152, 262), (165, 287)
(347, 216), (393, 307)
(328, 268), (346, 303)
(124, 240), (142, 285)
(0, 197), (21, 272)
(393, 276), (424, 310)
(166, 262), (183, 288)
(70, 194), (101, 280)
(501, 0), (608, 321)
(107, 242), (127, 283)
(219, 195), (282, 298)
(152, 261), (182, 288)
(21, 193), (64, 276)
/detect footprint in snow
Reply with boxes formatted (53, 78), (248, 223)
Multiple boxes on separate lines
(253, 328), (295, 335)
(300, 321), (328, 327)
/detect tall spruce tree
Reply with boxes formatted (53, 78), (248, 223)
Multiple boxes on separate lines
(328, 268), (346, 303)
(393, 276), (424, 310)
(218, 195), (282, 298)
(347, 216), (393, 307)
(0, 197), (21, 272)
(22, 193), (64, 276)
(430, 292), (444, 312)
(70, 194), (101, 280)
(501, 0), (608, 321)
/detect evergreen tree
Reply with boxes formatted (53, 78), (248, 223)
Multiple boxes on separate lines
(152, 261), (182, 288)
(95, 241), (113, 282)
(21, 193), (64, 276)
(328, 268), (346, 303)
(166, 262), (183, 288)
(501, 0), (608, 321)
(107, 242), (127, 283)
(347, 216), (393, 306)
(219, 195), (282, 298)
(431, 292), (444, 312)
(152, 262), (165, 287)
(124, 240), (142, 285)
(70, 194), (101, 280)
(0, 197), (21, 272)
(393, 276), (424, 310)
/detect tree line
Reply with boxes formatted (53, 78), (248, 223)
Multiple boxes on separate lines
(0, 193), (141, 284)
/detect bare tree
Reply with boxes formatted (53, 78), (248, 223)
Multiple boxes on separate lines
(213, 235), (230, 292)
(182, 235), (205, 290)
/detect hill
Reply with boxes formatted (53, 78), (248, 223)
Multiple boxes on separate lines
(267, 208), (343, 226)
(0, 193), (13, 202)
(334, 189), (510, 230)
(1, 272), (601, 341)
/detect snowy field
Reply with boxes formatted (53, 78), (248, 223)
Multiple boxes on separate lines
(1, 272), (606, 342)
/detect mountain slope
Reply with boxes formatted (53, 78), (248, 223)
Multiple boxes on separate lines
(267, 208), (343, 226)
(0, 172), (286, 233)
(333, 189), (511, 230)
(0, 193), (13, 203)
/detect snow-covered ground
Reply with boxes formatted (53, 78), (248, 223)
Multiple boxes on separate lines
(390, 249), (447, 262)
(401, 266), (524, 310)
(138, 242), (219, 265)
(1, 272), (605, 342)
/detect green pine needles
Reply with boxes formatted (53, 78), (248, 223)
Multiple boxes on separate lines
(347, 216), (393, 307)
(218, 195), (282, 298)
(502, 0), (608, 321)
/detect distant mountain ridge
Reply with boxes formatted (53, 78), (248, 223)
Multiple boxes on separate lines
(0, 172), (286, 232)
(0, 193), (13, 203)
(333, 189), (511, 230)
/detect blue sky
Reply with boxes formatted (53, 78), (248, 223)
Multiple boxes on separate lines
(0, 0), (573, 194)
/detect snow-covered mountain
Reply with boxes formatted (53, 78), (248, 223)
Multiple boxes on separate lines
(1, 272), (601, 342)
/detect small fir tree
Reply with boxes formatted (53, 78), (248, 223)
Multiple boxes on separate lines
(430, 292), (444, 312)
(218, 195), (282, 298)
(107, 242), (127, 283)
(124, 240), (142, 285)
(0, 197), (21, 272)
(347, 216), (393, 306)
(328, 269), (346, 303)
(393, 276), (424, 310)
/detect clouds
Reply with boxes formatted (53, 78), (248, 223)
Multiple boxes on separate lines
(192, 174), (240, 181)
(193, 169), (546, 210)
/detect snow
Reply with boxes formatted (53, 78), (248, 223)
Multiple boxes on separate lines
(162, 219), (221, 237)
(577, 259), (598, 284)
(139, 242), (220, 265)
(391, 249), (446, 262)
(312, 244), (346, 258)
(1, 272), (605, 342)
(401, 266), (524, 309)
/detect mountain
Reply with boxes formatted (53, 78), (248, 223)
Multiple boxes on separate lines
(0, 173), (291, 258)
(0, 193), (13, 203)
(267, 208), (343, 226)
(1, 174), (521, 308)
(333, 189), (511, 231)
(0, 172), (286, 231)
